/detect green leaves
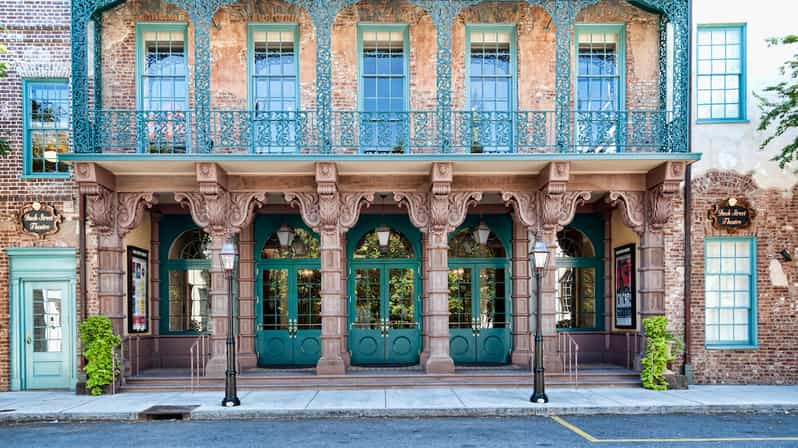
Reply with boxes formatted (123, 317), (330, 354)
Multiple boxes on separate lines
(640, 316), (675, 391)
(79, 316), (121, 396)
(757, 35), (798, 170)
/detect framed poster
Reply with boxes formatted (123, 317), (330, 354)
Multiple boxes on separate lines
(614, 244), (636, 329)
(127, 246), (149, 333)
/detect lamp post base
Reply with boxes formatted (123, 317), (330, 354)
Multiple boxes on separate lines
(221, 396), (241, 407)
(530, 391), (549, 404)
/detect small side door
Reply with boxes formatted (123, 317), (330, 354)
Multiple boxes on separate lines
(449, 266), (477, 364)
(474, 267), (510, 364)
(23, 281), (73, 389)
(291, 267), (322, 366)
(258, 268), (292, 366)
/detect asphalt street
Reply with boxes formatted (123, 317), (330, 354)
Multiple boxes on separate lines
(2, 414), (798, 447)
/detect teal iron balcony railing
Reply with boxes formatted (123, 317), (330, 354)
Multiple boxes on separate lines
(84, 109), (676, 155)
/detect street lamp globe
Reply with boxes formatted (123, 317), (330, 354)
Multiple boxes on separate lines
(531, 235), (549, 271)
(220, 240), (238, 272)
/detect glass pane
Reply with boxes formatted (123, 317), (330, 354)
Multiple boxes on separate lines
(169, 269), (210, 332)
(556, 267), (575, 328)
(448, 226), (506, 258)
(169, 229), (211, 260)
(353, 229), (414, 259)
(479, 268), (506, 328)
(556, 227), (595, 258)
(389, 268), (415, 329)
(296, 269), (321, 329)
(142, 30), (187, 111)
(557, 266), (596, 329)
(354, 269), (381, 329)
(262, 269), (289, 330)
(448, 268), (473, 329)
(261, 227), (320, 259)
(33, 288), (63, 353)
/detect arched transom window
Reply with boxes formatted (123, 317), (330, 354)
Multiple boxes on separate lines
(448, 226), (507, 258)
(353, 229), (414, 259)
(261, 227), (321, 259)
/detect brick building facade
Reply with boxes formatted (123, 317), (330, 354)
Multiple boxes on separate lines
(0, 0), (792, 392)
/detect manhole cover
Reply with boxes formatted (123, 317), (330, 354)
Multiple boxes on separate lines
(139, 405), (199, 421)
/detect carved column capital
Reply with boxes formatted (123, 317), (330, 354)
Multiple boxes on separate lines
(606, 191), (646, 234)
(285, 190), (373, 234)
(396, 190), (481, 234)
(118, 192), (157, 235)
(80, 183), (115, 235)
(502, 192), (538, 229)
(539, 190), (591, 232)
(395, 192), (430, 231)
(645, 182), (679, 230)
(175, 189), (266, 238)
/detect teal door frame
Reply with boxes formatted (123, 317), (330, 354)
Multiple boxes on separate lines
(448, 215), (513, 364)
(556, 213), (605, 332)
(347, 215), (422, 365)
(254, 215), (322, 366)
(8, 248), (77, 391)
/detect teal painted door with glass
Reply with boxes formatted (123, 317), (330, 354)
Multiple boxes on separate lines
(23, 281), (73, 389)
(255, 218), (322, 367)
(348, 217), (421, 365)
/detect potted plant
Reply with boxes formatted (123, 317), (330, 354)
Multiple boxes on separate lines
(79, 316), (121, 395)
(391, 140), (405, 154)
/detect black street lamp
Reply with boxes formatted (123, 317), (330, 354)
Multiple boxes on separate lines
(530, 233), (550, 404)
(220, 239), (240, 407)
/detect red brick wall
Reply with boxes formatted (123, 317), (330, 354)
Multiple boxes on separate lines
(0, 0), (78, 391)
(688, 171), (798, 384)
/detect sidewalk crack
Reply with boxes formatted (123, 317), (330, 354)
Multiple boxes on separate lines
(450, 388), (467, 408)
(304, 390), (320, 409)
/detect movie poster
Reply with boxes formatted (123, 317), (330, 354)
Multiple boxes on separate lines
(614, 244), (636, 329)
(127, 246), (149, 333)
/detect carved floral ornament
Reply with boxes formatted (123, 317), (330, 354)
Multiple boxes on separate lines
(607, 183), (680, 234)
(79, 184), (157, 236)
(284, 191), (374, 233)
(394, 191), (482, 234)
(175, 190), (266, 237)
(502, 190), (591, 231)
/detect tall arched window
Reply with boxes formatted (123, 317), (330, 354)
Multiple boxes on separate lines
(556, 226), (602, 330)
(165, 228), (211, 332)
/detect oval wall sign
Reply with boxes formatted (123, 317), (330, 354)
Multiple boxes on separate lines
(19, 202), (62, 239)
(708, 197), (755, 233)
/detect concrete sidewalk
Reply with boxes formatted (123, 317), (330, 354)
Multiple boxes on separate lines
(0, 385), (797, 423)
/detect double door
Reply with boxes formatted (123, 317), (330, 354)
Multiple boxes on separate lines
(448, 265), (510, 364)
(256, 265), (322, 366)
(349, 264), (420, 365)
(23, 281), (74, 389)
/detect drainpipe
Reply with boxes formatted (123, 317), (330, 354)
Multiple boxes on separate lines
(80, 191), (87, 322)
(683, 0), (694, 383)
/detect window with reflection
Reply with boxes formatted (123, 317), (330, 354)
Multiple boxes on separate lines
(556, 227), (599, 329)
(25, 81), (71, 175)
(261, 227), (320, 259)
(167, 229), (211, 332)
(353, 229), (414, 259)
(448, 226), (507, 258)
(141, 28), (187, 111)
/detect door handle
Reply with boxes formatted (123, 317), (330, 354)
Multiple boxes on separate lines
(26, 336), (32, 345)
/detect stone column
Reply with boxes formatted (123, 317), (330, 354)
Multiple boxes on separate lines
(340, 233), (350, 367)
(510, 215), (531, 367)
(286, 163), (373, 374)
(419, 232), (430, 366)
(539, 228), (562, 372)
(150, 212), (162, 367)
(96, 231), (125, 335)
(397, 162), (481, 374)
(175, 163), (266, 377)
(238, 224), (257, 370)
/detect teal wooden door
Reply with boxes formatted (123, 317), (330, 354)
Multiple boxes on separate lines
(350, 264), (420, 365)
(257, 265), (321, 366)
(24, 281), (73, 389)
(449, 265), (510, 365)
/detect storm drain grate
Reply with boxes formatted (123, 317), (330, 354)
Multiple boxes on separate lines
(139, 405), (199, 421)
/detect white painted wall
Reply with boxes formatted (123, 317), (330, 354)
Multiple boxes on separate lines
(692, 0), (798, 191)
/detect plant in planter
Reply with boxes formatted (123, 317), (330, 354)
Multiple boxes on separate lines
(79, 316), (121, 395)
(640, 316), (680, 391)
(391, 140), (405, 154)
(470, 114), (484, 154)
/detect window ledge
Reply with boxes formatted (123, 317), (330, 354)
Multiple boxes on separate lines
(19, 174), (72, 180)
(705, 343), (758, 350)
(695, 119), (750, 125)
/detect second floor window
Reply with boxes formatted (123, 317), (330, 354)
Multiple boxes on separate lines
(24, 80), (70, 176)
(359, 26), (407, 153)
(139, 26), (187, 111)
(696, 25), (745, 121)
(467, 27), (515, 153)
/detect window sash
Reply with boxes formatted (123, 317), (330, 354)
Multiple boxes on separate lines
(704, 238), (755, 346)
(696, 26), (744, 121)
(25, 81), (71, 175)
(139, 26), (188, 111)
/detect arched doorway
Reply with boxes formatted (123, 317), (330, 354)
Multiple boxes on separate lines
(255, 216), (322, 367)
(448, 215), (512, 364)
(347, 215), (421, 366)
(556, 215), (605, 331)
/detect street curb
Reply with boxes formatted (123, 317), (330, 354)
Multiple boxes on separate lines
(0, 404), (796, 424)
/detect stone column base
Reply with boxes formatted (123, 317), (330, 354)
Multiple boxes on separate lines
(511, 350), (532, 368)
(424, 355), (455, 374)
(419, 349), (430, 367)
(238, 352), (257, 371)
(317, 356), (346, 375)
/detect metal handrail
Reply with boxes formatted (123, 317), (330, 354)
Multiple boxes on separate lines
(189, 334), (209, 392)
(558, 332), (580, 387)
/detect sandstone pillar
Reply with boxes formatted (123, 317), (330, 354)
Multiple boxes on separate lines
(237, 224), (257, 369)
(510, 215), (531, 367)
(419, 232), (430, 366)
(286, 163), (373, 375)
(397, 162), (481, 374)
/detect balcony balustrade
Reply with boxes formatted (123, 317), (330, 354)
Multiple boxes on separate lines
(83, 109), (676, 155)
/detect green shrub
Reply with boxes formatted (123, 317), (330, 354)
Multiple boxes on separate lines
(79, 316), (121, 395)
(640, 316), (675, 391)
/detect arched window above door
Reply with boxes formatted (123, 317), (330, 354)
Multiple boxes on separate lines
(353, 229), (414, 259)
(556, 227), (595, 258)
(448, 226), (507, 258)
(261, 227), (321, 259)
(169, 229), (211, 260)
